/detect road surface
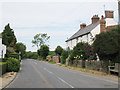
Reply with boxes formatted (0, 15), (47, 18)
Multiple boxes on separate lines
(7, 59), (118, 88)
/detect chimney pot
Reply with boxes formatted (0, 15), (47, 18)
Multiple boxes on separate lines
(91, 14), (100, 24)
(80, 23), (86, 29)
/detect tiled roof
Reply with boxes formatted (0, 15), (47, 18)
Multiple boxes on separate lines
(66, 21), (100, 42)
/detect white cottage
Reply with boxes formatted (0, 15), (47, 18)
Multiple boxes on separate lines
(66, 11), (118, 50)
(0, 35), (6, 58)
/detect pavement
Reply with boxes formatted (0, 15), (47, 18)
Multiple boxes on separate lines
(6, 59), (118, 88)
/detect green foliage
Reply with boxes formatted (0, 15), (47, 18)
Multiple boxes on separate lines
(25, 51), (38, 59)
(5, 47), (15, 57)
(32, 33), (50, 49)
(2, 23), (17, 47)
(61, 50), (68, 64)
(2, 57), (8, 62)
(6, 58), (20, 72)
(15, 43), (26, 59)
(0, 62), (7, 76)
(39, 45), (49, 59)
(48, 60), (56, 64)
(37, 49), (40, 56)
(49, 51), (56, 56)
(93, 25), (120, 63)
(55, 46), (63, 56)
(8, 53), (19, 60)
(70, 42), (88, 61)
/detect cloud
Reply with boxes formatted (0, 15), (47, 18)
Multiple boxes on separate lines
(0, 0), (117, 3)
(0, 1), (118, 51)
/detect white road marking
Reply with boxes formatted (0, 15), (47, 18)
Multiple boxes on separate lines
(44, 68), (53, 74)
(43, 68), (74, 88)
(57, 76), (74, 88)
(34, 62), (37, 64)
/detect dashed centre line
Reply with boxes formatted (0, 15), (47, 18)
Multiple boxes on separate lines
(43, 68), (74, 88)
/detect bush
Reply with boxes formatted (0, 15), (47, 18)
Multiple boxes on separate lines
(8, 53), (19, 59)
(25, 51), (38, 59)
(0, 62), (7, 76)
(6, 58), (20, 72)
(0, 58), (2, 62)
(2, 57), (8, 62)
(61, 50), (68, 64)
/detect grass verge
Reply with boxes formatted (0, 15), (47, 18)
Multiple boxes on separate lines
(57, 64), (114, 77)
(48, 60), (56, 64)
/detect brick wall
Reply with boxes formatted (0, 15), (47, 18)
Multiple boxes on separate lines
(52, 56), (59, 63)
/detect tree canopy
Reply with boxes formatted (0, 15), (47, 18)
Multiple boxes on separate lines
(93, 25), (120, 63)
(55, 46), (63, 56)
(2, 23), (17, 48)
(15, 43), (26, 59)
(39, 45), (49, 59)
(32, 33), (50, 49)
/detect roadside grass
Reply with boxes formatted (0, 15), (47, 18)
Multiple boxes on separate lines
(36, 59), (118, 79)
(57, 64), (109, 76)
(48, 60), (56, 64)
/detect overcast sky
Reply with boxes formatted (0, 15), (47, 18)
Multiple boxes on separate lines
(0, 0), (119, 52)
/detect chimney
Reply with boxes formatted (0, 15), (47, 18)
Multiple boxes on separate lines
(80, 23), (86, 29)
(100, 15), (106, 32)
(91, 15), (100, 24)
(105, 10), (114, 18)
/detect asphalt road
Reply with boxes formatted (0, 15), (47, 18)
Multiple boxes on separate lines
(7, 59), (118, 88)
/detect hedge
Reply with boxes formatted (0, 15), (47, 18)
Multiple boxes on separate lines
(0, 62), (7, 76)
(7, 58), (20, 72)
(8, 53), (19, 60)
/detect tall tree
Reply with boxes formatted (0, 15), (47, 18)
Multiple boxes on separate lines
(93, 25), (120, 63)
(39, 45), (49, 59)
(32, 33), (50, 49)
(2, 23), (17, 48)
(15, 43), (26, 59)
(55, 46), (63, 56)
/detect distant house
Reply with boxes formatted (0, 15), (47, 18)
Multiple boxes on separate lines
(66, 10), (118, 50)
(0, 35), (6, 58)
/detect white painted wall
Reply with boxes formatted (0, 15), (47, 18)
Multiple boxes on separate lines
(0, 37), (2, 58)
(66, 18), (118, 50)
(82, 35), (87, 42)
(0, 37), (6, 58)
(105, 18), (118, 26)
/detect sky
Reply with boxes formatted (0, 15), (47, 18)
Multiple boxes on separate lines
(0, 0), (119, 52)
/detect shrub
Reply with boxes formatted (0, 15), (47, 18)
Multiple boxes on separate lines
(6, 58), (20, 72)
(8, 53), (19, 59)
(61, 50), (68, 64)
(25, 51), (38, 59)
(0, 62), (7, 76)
(2, 57), (8, 62)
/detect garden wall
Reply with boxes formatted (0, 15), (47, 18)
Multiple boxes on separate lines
(68, 60), (110, 73)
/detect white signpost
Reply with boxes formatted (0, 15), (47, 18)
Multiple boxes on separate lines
(19, 51), (21, 61)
